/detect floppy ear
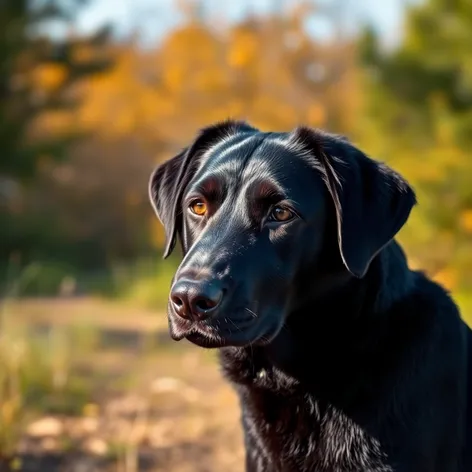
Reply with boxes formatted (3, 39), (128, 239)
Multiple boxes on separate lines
(292, 127), (417, 278)
(148, 119), (256, 258)
(148, 148), (187, 258)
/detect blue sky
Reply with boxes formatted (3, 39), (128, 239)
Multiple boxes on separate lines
(72, 0), (421, 47)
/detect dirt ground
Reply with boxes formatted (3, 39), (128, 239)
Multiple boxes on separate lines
(2, 298), (245, 472)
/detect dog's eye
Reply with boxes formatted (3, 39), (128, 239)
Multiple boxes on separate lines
(189, 200), (207, 216)
(269, 206), (294, 223)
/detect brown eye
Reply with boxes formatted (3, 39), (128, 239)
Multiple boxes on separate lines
(270, 206), (294, 222)
(190, 200), (207, 216)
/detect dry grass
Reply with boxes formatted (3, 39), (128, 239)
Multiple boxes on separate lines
(0, 298), (244, 472)
(2, 293), (470, 472)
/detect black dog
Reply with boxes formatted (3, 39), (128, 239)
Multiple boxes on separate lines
(149, 120), (472, 472)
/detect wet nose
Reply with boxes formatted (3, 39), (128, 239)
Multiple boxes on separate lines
(170, 279), (224, 321)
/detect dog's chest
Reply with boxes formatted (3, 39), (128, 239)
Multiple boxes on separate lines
(239, 380), (393, 472)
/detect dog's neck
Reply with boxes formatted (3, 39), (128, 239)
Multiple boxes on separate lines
(220, 240), (415, 408)
(304, 239), (413, 317)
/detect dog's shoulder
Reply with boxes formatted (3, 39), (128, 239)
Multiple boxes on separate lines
(383, 267), (467, 393)
(398, 269), (466, 347)
(381, 241), (462, 323)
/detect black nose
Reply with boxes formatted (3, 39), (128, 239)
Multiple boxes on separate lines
(170, 279), (224, 321)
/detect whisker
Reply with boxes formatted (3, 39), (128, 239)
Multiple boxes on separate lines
(245, 308), (258, 319)
(228, 318), (243, 334)
(243, 308), (258, 370)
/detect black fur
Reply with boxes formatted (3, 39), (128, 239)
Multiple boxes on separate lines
(149, 121), (472, 472)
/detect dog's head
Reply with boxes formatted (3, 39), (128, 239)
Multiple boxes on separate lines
(149, 120), (416, 348)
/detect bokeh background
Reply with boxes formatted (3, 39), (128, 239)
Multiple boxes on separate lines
(1, 0), (471, 470)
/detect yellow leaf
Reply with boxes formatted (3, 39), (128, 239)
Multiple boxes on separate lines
(227, 33), (257, 68)
(307, 104), (326, 127)
(460, 210), (472, 234)
(83, 403), (99, 418)
(33, 64), (67, 91)
(10, 457), (22, 470)
(433, 267), (457, 291)
(150, 218), (166, 249)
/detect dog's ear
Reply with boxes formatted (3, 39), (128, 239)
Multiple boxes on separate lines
(148, 148), (187, 258)
(292, 127), (417, 278)
(149, 119), (256, 258)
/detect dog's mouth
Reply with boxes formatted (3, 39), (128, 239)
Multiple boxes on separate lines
(169, 314), (282, 349)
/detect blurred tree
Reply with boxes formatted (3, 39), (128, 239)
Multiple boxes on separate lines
(2, 0), (469, 306)
(357, 0), (472, 291)
(359, 0), (472, 147)
(0, 0), (111, 182)
(0, 0), (112, 269)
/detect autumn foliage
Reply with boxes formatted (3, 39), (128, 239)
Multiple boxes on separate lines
(1, 1), (471, 315)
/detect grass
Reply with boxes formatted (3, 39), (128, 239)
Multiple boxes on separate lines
(0, 304), (98, 460)
(0, 296), (243, 472)
(0, 265), (105, 462)
(120, 259), (176, 311)
(0, 253), (234, 471)
(0, 256), (178, 311)
(0, 288), (241, 472)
